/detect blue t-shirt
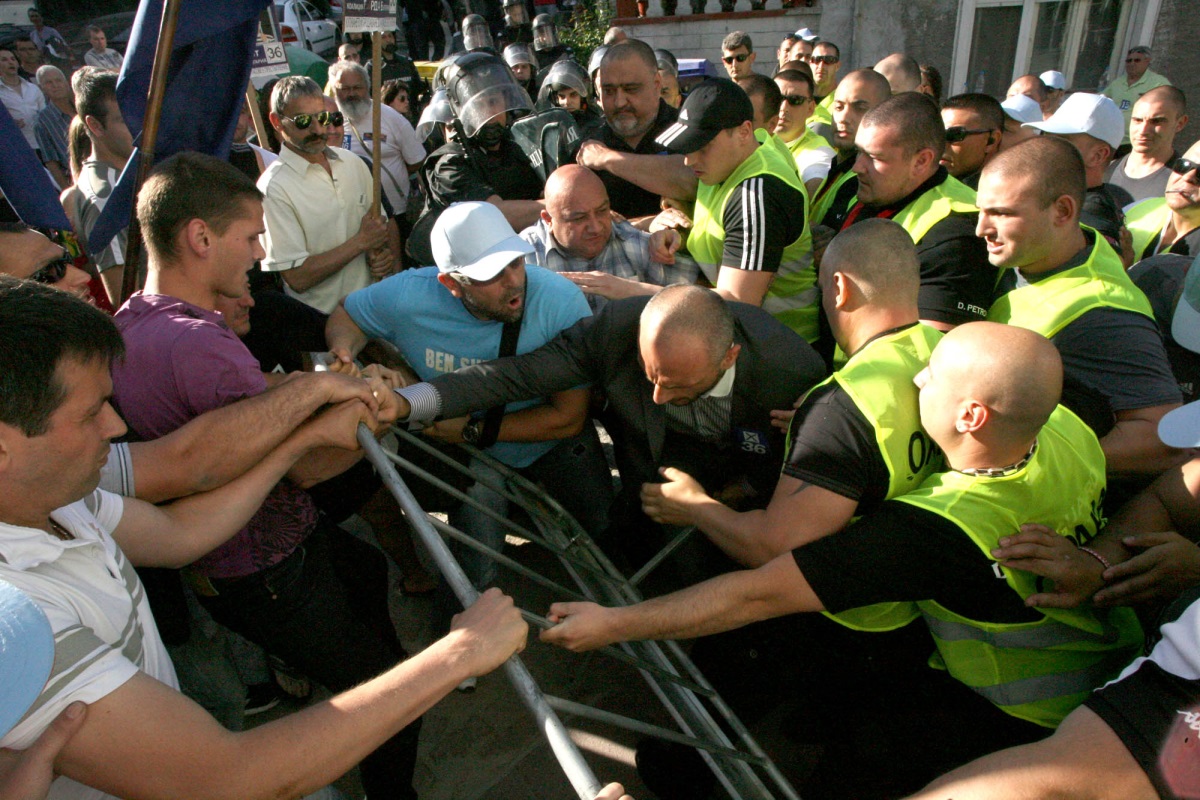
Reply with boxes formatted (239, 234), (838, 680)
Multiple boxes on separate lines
(345, 265), (591, 467)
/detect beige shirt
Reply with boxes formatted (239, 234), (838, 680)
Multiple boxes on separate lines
(257, 144), (372, 314)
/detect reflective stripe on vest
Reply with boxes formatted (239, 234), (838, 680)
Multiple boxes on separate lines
(811, 165), (856, 226)
(818, 324), (945, 632)
(841, 174), (977, 245)
(688, 129), (819, 342)
(987, 229), (1154, 338)
(1125, 197), (1170, 262)
(902, 406), (1142, 727)
(806, 93), (834, 129)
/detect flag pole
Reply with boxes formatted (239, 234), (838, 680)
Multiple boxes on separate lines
(370, 29), (383, 217)
(119, 0), (184, 305)
(246, 81), (270, 153)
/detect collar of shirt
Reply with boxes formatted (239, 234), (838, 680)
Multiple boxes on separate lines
(704, 362), (737, 399)
(595, 99), (679, 154)
(1017, 229), (1095, 286)
(122, 291), (227, 327)
(864, 166), (950, 213)
(0, 507), (103, 571)
(278, 141), (342, 176)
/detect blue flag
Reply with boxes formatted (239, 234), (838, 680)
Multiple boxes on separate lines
(88, 0), (271, 256)
(0, 104), (72, 230)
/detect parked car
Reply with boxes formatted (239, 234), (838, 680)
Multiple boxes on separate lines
(273, 0), (338, 58)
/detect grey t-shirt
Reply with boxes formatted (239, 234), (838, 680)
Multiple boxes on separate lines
(1104, 152), (1177, 208)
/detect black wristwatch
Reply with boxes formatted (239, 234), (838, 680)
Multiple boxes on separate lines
(461, 418), (484, 445)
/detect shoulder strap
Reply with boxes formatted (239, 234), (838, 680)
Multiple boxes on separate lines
(477, 315), (524, 448)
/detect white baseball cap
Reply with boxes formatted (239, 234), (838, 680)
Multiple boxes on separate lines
(1000, 93), (1043, 125)
(0, 579), (54, 737)
(1024, 92), (1124, 149)
(794, 27), (818, 42)
(1040, 70), (1066, 91)
(430, 202), (533, 281)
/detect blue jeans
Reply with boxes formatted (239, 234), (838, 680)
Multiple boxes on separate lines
(199, 520), (419, 800)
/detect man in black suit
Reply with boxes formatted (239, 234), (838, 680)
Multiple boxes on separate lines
(390, 285), (826, 560)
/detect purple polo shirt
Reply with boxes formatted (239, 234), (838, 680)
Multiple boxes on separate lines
(112, 293), (317, 579)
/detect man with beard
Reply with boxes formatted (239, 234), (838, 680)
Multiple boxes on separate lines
(574, 40), (697, 220)
(258, 76), (393, 314)
(326, 201), (612, 626)
(328, 62), (425, 238)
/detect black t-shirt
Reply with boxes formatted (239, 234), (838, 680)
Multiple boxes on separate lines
(1129, 254), (1200, 404)
(1016, 236), (1182, 434)
(834, 169), (993, 325)
(574, 99), (680, 218)
(1139, 224), (1200, 260)
(783, 380), (890, 513)
(792, 499), (1042, 623)
(1085, 585), (1200, 800)
(720, 171), (807, 274)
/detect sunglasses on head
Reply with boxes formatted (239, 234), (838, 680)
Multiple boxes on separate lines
(782, 94), (812, 106)
(30, 257), (70, 285)
(723, 53), (750, 64)
(945, 126), (993, 143)
(809, 54), (839, 65)
(281, 110), (344, 129)
(1171, 156), (1200, 177)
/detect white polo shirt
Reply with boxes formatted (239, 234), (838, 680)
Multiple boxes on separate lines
(257, 144), (374, 314)
(0, 489), (177, 800)
(342, 103), (425, 215)
(0, 76), (46, 150)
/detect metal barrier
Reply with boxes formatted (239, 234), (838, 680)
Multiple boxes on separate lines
(360, 423), (801, 800)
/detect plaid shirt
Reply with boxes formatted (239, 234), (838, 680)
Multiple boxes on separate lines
(520, 218), (698, 310)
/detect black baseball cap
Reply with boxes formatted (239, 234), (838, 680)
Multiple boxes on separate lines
(655, 78), (754, 155)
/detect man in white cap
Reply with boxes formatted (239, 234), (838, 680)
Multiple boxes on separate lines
(1007, 74), (1053, 119)
(326, 200), (612, 609)
(1025, 92), (1127, 248)
(998, 94), (1043, 152)
(1039, 70), (1067, 115)
(1106, 86), (1189, 207)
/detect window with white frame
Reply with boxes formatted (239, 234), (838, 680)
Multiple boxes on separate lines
(951, 0), (1131, 98)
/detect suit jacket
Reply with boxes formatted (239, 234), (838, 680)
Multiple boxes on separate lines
(430, 296), (827, 496)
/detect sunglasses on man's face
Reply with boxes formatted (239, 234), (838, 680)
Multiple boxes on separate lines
(809, 55), (839, 65)
(782, 94), (812, 106)
(1170, 157), (1200, 179)
(945, 126), (993, 144)
(30, 257), (70, 285)
(722, 53), (750, 65)
(281, 110), (344, 130)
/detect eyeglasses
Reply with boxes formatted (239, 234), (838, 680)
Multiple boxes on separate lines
(29, 257), (70, 285)
(281, 110), (344, 129)
(722, 53), (750, 65)
(1170, 156), (1200, 178)
(809, 55), (839, 65)
(945, 126), (993, 143)
(782, 94), (812, 106)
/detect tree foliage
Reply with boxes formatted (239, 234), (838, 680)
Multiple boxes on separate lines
(560, 0), (613, 74)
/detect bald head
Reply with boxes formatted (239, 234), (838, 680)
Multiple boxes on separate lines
(873, 53), (921, 94)
(542, 165), (613, 260)
(982, 136), (1085, 211)
(822, 218), (920, 307)
(926, 322), (1062, 446)
(641, 285), (735, 366)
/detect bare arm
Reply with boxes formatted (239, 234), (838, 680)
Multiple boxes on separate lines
(486, 194), (546, 232)
(540, 553), (820, 652)
(125, 371), (378, 503)
(641, 469), (859, 567)
(422, 387), (590, 444)
(576, 140), (697, 202)
(55, 589), (527, 800)
(904, 706), (1157, 800)
(115, 400), (372, 569)
(1101, 404), (1187, 478)
(714, 267), (775, 307)
(325, 303), (371, 367)
(281, 213), (388, 294)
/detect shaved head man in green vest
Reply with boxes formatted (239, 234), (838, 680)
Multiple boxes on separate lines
(543, 321), (1143, 799)
(981, 136), (1186, 486)
(656, 77), (819, 343)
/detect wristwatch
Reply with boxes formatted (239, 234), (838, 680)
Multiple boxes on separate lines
(461, 418), (484, 445)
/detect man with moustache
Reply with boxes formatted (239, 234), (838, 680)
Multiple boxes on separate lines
(257, 76), (392, 314)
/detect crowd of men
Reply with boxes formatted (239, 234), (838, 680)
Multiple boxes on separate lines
(1, 6), (1199, 800)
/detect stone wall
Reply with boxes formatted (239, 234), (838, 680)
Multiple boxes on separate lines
(614, 4), (822, 64)
(1151, 0), (1200, 148)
